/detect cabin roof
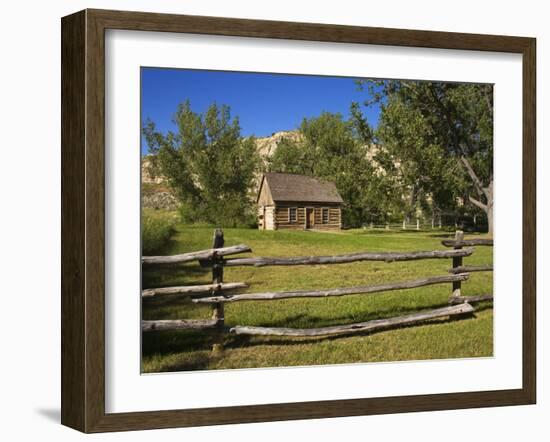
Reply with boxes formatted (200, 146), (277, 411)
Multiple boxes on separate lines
(259, 172), (344, 204)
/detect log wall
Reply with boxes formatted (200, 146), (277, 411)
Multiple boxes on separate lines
(270, 202), (341, 230)
(258, 205), (276, 230)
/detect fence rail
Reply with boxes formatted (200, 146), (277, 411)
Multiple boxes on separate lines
(223, 248), (473, 267)
(142, 230), (494, 348)
(448, 265), (493, 274)
(449, 294), (494, 305)
(441, 238), (494, 247)
(230, 303), (475, 337)
(193, 274), (469, 304)
(142, 244), (251, 265)
(142, 282), (248, 298)
(142, 319), (219, 332)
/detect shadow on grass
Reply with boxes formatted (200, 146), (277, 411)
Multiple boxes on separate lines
(142, 300), (493, 362)
(142, 264), (210, 289)
(142, 294), (199, 309)
(141, 330), (225, 372)
(143, 311), (481, 373)
(225, 314), (477, 349)
(142, 329), (215, 355)
(469, 301), (493, 313)
(159, 352), (214, 372)
(253, 300), (454, 329)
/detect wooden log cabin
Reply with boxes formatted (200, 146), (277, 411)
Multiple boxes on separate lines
(257, 172), (343, 230)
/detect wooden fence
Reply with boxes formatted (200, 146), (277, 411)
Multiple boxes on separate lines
(142, 229), (493, 348)
(365, 212), (488, 231)
(364, 222), (484, 231)
(442, 230), (494, 305)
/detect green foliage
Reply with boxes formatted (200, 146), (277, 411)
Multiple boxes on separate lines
(269, 112), (393, 226)
(266, 137), (306, 174)
(376, 96), (462, 217)
(141, 209), (177, 255)
(143, 101), (260, 227)
(356, 79), (493, 225)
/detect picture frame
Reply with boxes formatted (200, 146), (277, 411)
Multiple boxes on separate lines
(61, 8), (536, 433)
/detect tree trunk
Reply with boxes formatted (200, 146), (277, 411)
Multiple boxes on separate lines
(467, 179), (493, 236)
(459, 155), (493, 236)
(486, 180), (493, 236)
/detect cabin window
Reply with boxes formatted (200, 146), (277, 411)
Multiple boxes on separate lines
(322, 208), (329, 224)
(289, 208), (297, 223)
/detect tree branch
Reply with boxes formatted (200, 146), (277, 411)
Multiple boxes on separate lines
(468, 195), (488, 212)
(460, 154), (489, 199)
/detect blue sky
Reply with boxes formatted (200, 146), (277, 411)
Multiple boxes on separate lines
(141, 68), (381, 155)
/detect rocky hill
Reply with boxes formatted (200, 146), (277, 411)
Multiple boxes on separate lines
(254, 130), (302, 158)
(142, 156), (165, 185)
(141, 156), (179, 210)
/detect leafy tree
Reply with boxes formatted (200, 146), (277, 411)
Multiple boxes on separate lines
(376, 96), (464, 223)
(269, 112), (390, 226)
(355, 79), (494, 233)
(267, 137), (310, 175)
(143, 101), (260, 227)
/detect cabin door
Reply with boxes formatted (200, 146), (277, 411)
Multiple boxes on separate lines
(306, 208), (314, 229)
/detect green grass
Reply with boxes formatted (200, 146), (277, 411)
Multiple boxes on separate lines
(142, 225), (493, 372)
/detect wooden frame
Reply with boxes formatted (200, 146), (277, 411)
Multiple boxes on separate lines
(306, 207), (314, 228)
(289, 207), (297, 224)
(322, 208), (329, 224)
(61, 8), (536, 433)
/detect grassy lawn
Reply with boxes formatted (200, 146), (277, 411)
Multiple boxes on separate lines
(142, 223), (493, 373)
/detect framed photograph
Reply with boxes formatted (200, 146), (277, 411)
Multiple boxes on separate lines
(61, 9), (536, 433)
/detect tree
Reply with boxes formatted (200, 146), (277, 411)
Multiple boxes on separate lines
(356, 80), (494, 234)
(269, 112), (390, 226)
(143, 101), (260, 227)
(267, 137), (310, 175)
(375, 95), (465, 224)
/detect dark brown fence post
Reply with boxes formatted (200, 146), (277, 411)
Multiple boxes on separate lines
(211, 228), (225, 353)
(449, 230), (476, 317)
(451, 230), (464, 301)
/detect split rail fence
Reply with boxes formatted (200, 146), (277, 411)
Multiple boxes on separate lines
(142, 230), (493, 347)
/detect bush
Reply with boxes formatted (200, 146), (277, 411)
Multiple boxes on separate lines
(142, 209), (177, 255)
(177, 198), (257, 228)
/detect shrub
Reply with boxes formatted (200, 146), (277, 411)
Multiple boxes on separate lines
(142, 209), (177, 255)
(177, 199), (257, 228)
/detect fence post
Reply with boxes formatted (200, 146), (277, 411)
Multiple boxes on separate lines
(451, 230), (464, 301)
(416, 219), (420, 230)
(211, 228), (225, 353)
